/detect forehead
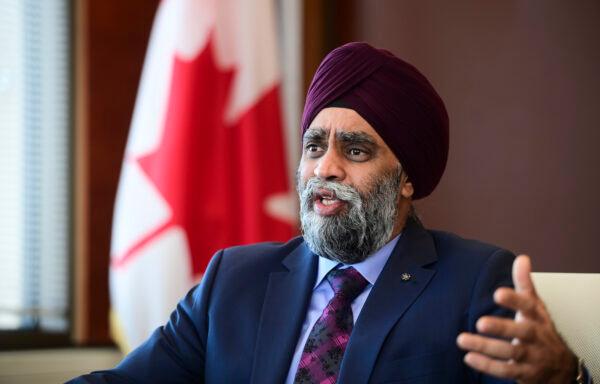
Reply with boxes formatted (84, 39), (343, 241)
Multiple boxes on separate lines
(306, 107), (383, 141)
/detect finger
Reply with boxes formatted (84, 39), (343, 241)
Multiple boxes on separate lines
(493, 287), (539, 319)
(512, 255), (537, 297)
(476, 316), (536, 342)
(456, 332), (517, 360)
(463, 352), (534, 381)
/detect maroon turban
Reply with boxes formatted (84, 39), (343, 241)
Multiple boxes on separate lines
(301, 42), (449, 200)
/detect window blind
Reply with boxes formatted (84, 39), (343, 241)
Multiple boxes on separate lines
(0, 0), (70, 333)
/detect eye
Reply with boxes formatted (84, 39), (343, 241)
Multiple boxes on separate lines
(304, 143), (324, 158)
(346, 147), (370, 161)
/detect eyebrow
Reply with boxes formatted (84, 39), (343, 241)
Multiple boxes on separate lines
(303, 128), (328, 144)
(303, 128), (377, 146)
(336, 131), (376, 146)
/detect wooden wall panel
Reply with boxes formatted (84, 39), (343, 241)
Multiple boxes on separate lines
(75, 0), (159, 344)
(303, 0), (356, 94)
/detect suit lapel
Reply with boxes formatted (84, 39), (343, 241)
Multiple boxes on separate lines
(250, 242), (318, 384)
(338, 219), (438, 384)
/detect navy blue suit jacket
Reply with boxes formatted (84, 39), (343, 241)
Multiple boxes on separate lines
(71, 219), (518, 383)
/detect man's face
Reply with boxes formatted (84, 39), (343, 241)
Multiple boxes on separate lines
(297, 107), (414, 263)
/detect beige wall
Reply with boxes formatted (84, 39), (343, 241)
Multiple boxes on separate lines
(354, 0), (600, 272)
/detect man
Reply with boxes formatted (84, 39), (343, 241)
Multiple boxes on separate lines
(70, 42), (591, 383)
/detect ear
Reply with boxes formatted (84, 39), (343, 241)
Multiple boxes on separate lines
(401, 181), (414, 199)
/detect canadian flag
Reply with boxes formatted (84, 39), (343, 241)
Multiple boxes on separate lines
(110, 0), (296, 351)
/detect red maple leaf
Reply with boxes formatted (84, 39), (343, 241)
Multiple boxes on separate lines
(117, 36), (294, 276)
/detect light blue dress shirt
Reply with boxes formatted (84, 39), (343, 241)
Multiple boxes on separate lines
(284, 235), (401, 383)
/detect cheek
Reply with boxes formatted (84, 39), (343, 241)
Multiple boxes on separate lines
(349, 167), (392, 196)
(297, 160), (315, 182)
(352, 179), (374, 197)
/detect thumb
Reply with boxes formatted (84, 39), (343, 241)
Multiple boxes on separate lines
(513, 254), (536, 296)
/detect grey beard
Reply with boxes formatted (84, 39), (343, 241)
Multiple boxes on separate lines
(297, 167), (402, 264)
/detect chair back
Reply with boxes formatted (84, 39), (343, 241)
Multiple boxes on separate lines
(531, 272), (600, 381)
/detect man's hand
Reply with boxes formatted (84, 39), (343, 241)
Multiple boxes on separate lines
(456, 255), (578, 383)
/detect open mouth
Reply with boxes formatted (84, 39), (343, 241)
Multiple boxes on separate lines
(313, 189), (346, 215)
(315, 188), (337, 203)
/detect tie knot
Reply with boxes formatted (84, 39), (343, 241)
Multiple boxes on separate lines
(326, 267), (369, 302)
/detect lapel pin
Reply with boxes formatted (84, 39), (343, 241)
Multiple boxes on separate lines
(400, 272), (412, 282)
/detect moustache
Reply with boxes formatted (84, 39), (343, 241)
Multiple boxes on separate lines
(299, 178), (363, 209)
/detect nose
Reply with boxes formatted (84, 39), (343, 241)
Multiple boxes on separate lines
(314, 148), (346, 181)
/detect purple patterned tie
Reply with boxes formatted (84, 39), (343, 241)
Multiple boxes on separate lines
(294, 267), (369, 384)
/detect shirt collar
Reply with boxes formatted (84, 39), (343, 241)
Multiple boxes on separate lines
(313, 234), (401, 289)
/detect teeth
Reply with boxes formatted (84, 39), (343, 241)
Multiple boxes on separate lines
(321, 198), (337, 206)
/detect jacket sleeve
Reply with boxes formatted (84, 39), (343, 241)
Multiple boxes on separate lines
(466, 248), (516, 384)
(66, 249), (224, 384)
